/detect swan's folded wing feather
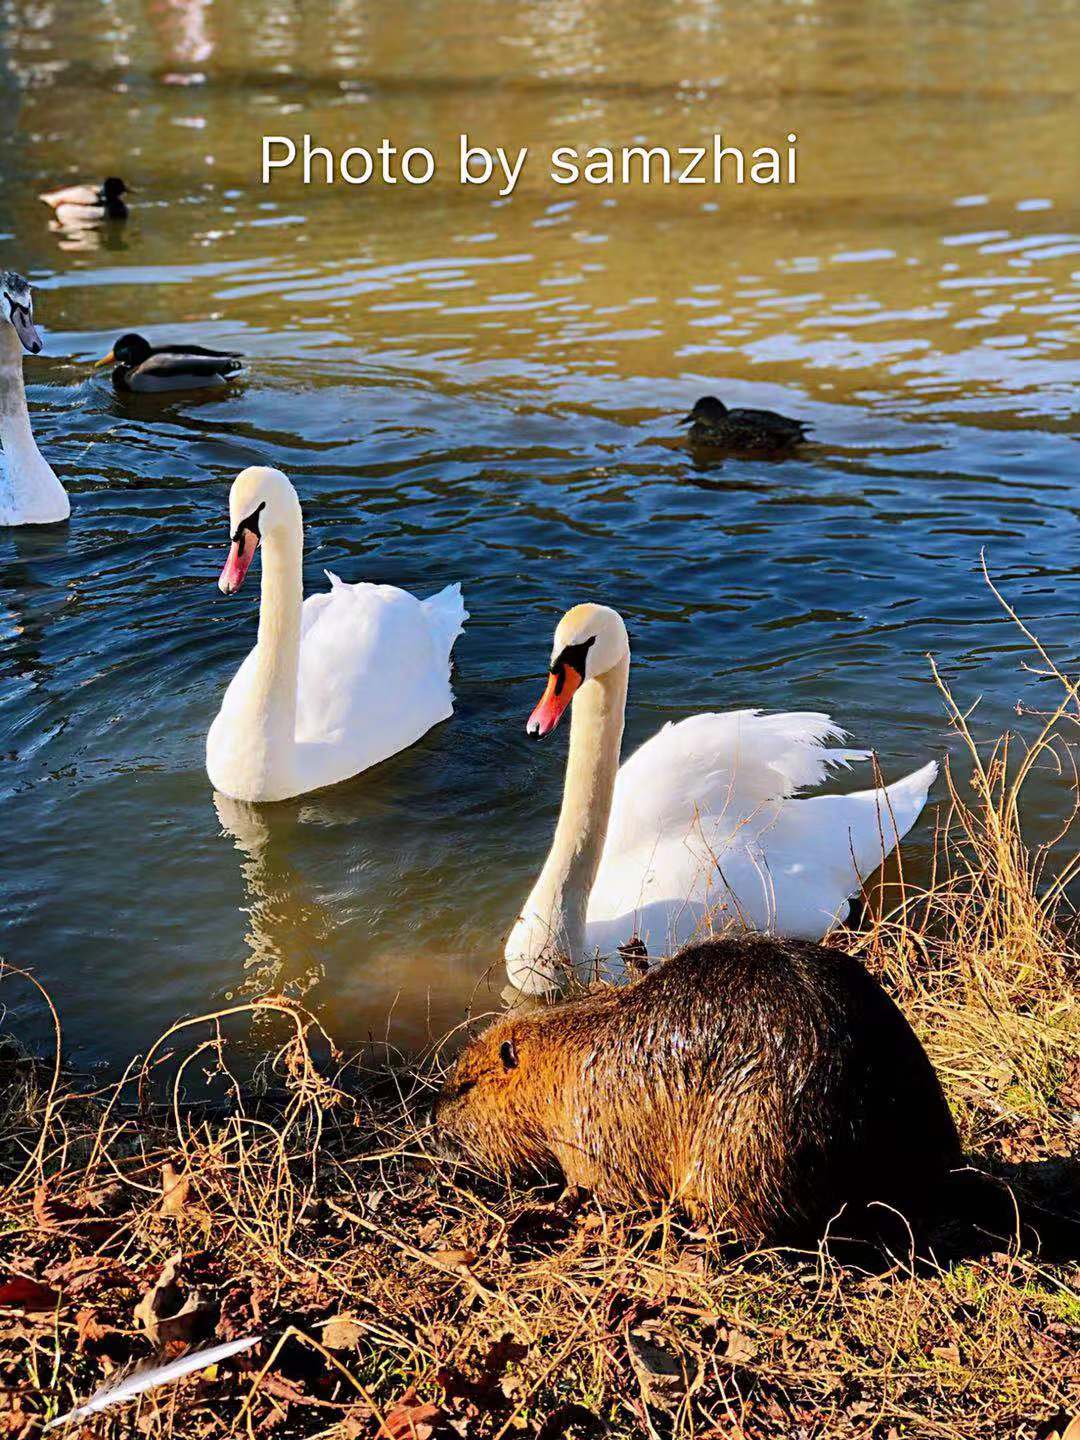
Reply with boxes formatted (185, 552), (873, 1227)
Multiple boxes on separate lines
(294, 579), (456, 751)
(603, 709), (865, 863)
(588, 756), (937, 954)
(421, 582), (469, 659)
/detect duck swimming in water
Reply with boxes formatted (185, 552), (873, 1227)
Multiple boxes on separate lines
(39, 177), (130, 227)
(99, 333), (243, 393)
(681, 394), (810, 452)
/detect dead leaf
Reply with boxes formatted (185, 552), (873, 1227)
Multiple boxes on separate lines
(322, 1314), (364, 1351)
(75, 1308), (110, 1349)
(45, 1254), (112, 1293)
(505, 1206), (575, 1258)
(932, 1342), (961, 1367)
(0, 1275), (59, 1311)
(160, 1164), (191, 1219)
(431, 1247), (477, 1270)
(33, 1184), (118, 1242)
(626, 1325), (690, 1413)
(32, 1185), (83, 1231)
(415, 1218), (442, 1247)
(379, 1387), (445, 1440)
(720, 1329), (758, 1366)
(133, 1252), (215, 1345)
(436, 1332), (528, 1408)
(0, 1395), (32, 1439)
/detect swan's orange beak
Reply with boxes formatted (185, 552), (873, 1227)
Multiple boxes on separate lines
(527, 662), (583, 737)
(219, 529), (258, 595)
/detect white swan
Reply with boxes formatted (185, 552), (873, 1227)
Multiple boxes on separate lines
(505, 603), (938, 994)
(0, 272), (70, 526)
(207, 466), (467, 802)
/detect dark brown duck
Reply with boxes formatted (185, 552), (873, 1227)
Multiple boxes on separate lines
(680, 394), (810, 452)
(435, 934), (959, 1242)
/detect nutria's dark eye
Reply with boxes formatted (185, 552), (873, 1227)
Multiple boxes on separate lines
(499, 1038), (518, 1070)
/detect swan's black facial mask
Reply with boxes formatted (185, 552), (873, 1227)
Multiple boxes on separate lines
(549, 637), (596, 690)
(527, 635), (596, 737)
(5, 293), (42, 354)
(219, 502), (266, 596)
(231, 502), (265, 547)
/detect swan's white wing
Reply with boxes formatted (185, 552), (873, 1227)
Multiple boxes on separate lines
(209, 576), (466, 797)
(603, 710), (865, 862)
(293, 573), (465, 774)
(587, 705), (936, 954)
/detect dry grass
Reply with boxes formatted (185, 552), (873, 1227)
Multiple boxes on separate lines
(1, 593), (1078, 1440)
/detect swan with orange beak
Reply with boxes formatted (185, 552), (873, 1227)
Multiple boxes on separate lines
(206, 465), (467, 802)
(505, 603), (938, 995)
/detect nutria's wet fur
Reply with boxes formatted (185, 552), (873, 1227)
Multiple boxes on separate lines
(435, 935), (960, 1241)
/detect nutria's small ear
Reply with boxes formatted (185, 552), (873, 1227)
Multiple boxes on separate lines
(499, 1036), (518, 1070)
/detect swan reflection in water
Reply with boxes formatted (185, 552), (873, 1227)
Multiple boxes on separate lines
(212, 791), (328, 1005)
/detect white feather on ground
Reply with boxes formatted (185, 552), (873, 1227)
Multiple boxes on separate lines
(46, 1335), (261, 1430)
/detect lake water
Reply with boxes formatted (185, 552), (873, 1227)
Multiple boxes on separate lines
(0, 0), (1077, 1067)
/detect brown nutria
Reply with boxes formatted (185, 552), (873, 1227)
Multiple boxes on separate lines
(435, 934), (960, 1242)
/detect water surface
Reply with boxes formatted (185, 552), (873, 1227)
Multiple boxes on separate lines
(1, 0), (1078, 1065)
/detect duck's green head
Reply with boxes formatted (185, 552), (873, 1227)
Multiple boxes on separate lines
(113, 333), (152, 366)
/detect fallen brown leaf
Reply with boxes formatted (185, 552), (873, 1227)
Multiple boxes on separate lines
(33, 1185), (83, 1231)
(505, 1206), (575, 1259)
(720, 1328), (758, 1366)
(536, 1405), (607, 1440)
(75, 1308), (110, 1349)
(133, 1251), (215, 1345)
(322, 1314), (364, 1351)
(0, 1275), (60, 1311)
(379, 1386), (445, 1440)
(431, 1247), (477, 1270)
(160, 1163), (191, 1219)
(625, 1325), (689, 1413)
(33, 1184), (119, 1243)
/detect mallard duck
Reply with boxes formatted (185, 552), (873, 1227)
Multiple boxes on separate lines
(98, 333), (243, 393)
(680, 394), (810, 451)
(39, 177), (130, 227)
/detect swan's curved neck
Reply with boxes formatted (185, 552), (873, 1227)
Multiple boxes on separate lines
(0, 327), (40, 463)
(518, 655), (629, 972)
(241, 521), (303, 787)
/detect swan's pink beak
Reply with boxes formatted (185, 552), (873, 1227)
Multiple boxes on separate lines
(526, 664), (583, 737)
(219, 530), (258, 594)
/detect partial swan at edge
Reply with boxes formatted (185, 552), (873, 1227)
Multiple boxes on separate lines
(0, 272), (70, 527)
